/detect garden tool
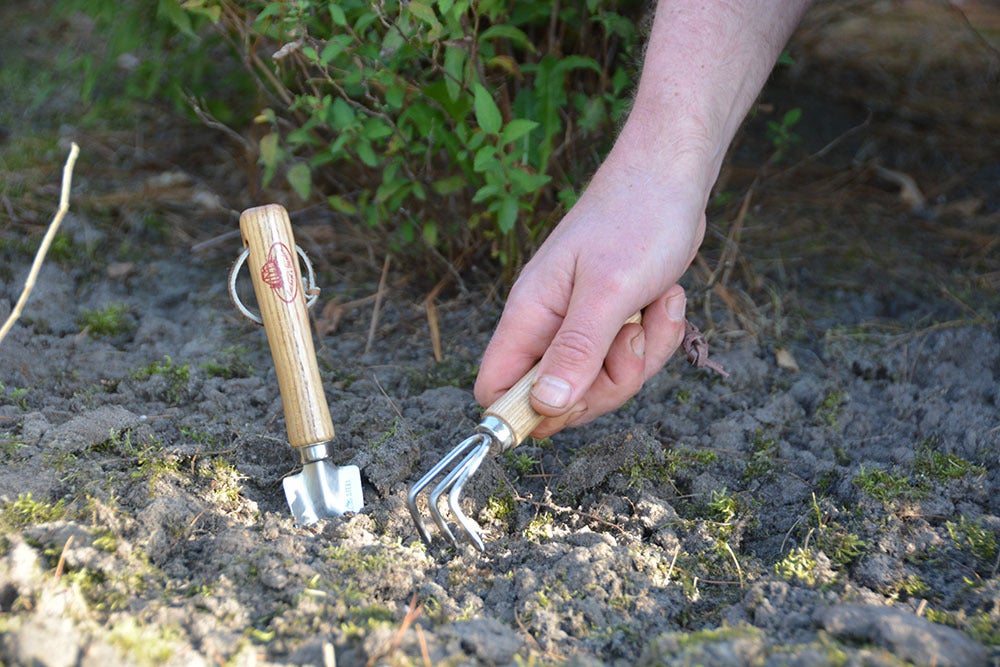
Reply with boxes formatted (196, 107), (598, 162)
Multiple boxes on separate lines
(408, 312), (642, 551)
(230, 204), (363, 525)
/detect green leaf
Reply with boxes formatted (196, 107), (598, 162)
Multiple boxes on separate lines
(287, 163), (311, 200)
(472, 184), (501, 203)
(181, 0), (220, 22)
(157, 0), (194, 37)
(327, 195), (357, 215)
(330, 98), (355, 129)
(363, 118), (393, 141)
(783, 107), (803, 127)
(473, 145), (498, 172)
(385, 86), (405, 110)
(497, 196), (518, 234)
(478, 25), (535, 52)
(356, 140), (378, 167)
(259, 133), (279, 170)
(321, 36), (351, 65)
(328, 4), (347, 27)
(422, 221), (438, 246)
(508, 168), (551, 194)
(443, 46), (466, 102)
(433, 175), (466, 196)
(500, 119), (538, 145)
(407, 0), (442, 32)
(473, 83), (502, 135)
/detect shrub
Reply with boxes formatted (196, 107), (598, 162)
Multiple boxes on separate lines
(62, 0), (647, 271)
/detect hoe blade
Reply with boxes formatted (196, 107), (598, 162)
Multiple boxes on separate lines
(283, 461), (364, 526)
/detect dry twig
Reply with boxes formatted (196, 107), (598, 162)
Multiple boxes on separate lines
(0, 143), (80, 345)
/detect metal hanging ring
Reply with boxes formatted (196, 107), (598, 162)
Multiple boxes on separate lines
(228, 245), (320, 326)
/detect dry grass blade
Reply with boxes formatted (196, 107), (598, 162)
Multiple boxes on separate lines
(53, 534), (75, 582)
(424, 278), (448, 362)
(0, 142), (80, 346)
(365, 593), (423, 667)
(364, 254), (391, 355)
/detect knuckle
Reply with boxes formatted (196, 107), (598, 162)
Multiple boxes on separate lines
(549, 327), (601, 365)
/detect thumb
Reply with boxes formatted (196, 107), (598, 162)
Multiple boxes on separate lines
(528, 303), (629, 417)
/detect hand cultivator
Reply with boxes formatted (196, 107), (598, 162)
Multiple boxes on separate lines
(408, 313), (643, 551)
(230, 204), (363, 525)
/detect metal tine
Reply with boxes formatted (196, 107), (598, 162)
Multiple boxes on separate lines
(407, 433), (489, 547)
(427, 440), (483, 546)
(428, 435), (490, 547)
(445, 440), (491, 551)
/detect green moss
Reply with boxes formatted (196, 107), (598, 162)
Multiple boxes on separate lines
(853, 465), (926, 504)
(523, 512), (553, 543)
(483, 493), (516, 526)
(774, 547), (820, 586)
(79, 303), (135, 337)
(816, 390), (844, 428)
(107, 619), (182, 665)
(0, 493), (66, 531)
(677, 623), (762, 649)
(925, 608), (1000, 646)
(744, 430), (780, 480)
(131, 356), (191, 405)
(808, 495), (865, 568)
(946, 515), (998, 565)
(914, 440), (985, 481)
(200, 345), (253, 379)
(503, 450), (540, 479)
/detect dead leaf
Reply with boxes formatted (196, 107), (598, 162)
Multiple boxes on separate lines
(775, 347), (800, 372)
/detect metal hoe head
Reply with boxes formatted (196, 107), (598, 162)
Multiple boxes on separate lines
(409, 415), (518, 551)
(284, 444), (365, 526)
(407, 432), (494, 551)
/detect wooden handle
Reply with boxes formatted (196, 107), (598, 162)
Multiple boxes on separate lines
(484, 311), (643, 447)
(240, 204), (334, 449)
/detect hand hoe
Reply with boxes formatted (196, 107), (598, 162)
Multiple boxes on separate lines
(237, 204), (363, 524)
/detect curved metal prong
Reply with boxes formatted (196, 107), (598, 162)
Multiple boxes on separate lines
(428, 435), (490, 547)
(407, 434), (489, 547)
(447, 441), (491, 551)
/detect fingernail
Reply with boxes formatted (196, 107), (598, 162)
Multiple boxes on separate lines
(532, 375), (572, 409)
(666, 293), (686, 322)
(630, 330), (645, 357)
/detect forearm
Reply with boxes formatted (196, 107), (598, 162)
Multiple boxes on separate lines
(615, 0), (813, 201)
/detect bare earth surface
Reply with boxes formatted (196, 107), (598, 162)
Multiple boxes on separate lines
(1, 2), (999, 666)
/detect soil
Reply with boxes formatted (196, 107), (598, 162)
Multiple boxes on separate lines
(1, 2), (999, 666)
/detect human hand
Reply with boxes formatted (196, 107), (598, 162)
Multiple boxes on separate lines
(473, 144), (707, 438)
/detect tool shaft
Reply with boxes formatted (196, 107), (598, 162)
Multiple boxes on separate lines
(483, 311), (643, 449)
(240, 204), (334, 449)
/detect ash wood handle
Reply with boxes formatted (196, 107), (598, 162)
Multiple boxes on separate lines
(484, 311), (643, 447)
(240, 204), (334, 449)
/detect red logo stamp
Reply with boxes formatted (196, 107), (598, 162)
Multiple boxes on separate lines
(260, 242), (299, 303)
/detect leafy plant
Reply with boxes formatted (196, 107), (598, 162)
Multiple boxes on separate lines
(766, 107), (802, 163)
(61, 0), (647, 271)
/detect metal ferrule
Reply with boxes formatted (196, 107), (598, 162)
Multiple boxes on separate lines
(476, 415), (516, 457)
(296, 441), (332, 465)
